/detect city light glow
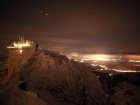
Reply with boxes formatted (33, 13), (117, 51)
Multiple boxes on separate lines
(83, 54), (111, 61)
(67, 53), (140, 73)
(129, 60), (140, 63)
(111, 69), (140, 73)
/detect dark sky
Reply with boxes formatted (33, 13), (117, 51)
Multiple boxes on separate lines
(0, 0), (140, 54)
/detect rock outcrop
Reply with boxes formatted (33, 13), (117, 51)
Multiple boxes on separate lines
(20, 50), (108, 105)
(109, 82), (140, 105)
(0, 83), (47, 105)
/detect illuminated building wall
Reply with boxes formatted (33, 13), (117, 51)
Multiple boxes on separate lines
(7, 38), (36, 78)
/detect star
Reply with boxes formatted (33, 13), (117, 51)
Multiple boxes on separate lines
(45, 12), (48, 16)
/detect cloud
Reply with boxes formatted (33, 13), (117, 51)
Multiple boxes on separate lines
(45, 37), (84, 45)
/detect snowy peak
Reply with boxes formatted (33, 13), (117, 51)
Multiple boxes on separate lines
(20, 50), (108, 105)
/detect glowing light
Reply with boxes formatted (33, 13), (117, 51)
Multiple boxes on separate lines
(109, 74), (113, 76)
(99, 64), (108, 70)
(19, 49), (23, 54)
(7, 36), (32, 49)
(70, 53), (79, 57)
(91, 64), (98, 66)
(93, 54), (110, 61)
(95, 57), (109, 61)
(68, 57), (71, 59)
(112, 59), (116, 62)
(82, 58), (90, 61)
(82, 54), (111, 61)
(111, 69), (140, 73)
(13, 40), (31, 48)
(128, 60), (140, 63)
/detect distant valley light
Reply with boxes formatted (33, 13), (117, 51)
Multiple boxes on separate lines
(67, 53), (140, 73)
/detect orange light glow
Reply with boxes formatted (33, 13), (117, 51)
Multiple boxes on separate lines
(82, 54), (111, 61)
(19, 49), (23, 54)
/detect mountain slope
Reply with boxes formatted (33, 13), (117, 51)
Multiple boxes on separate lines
(20, 50), (108, 105)
(0, 83), (47, 105)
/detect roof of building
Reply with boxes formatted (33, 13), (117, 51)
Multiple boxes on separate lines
(7, 36), (34, 49)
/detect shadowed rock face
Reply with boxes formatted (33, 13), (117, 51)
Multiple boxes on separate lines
(20, 50), (108, 105)
(109, 82), (140, 105)
(0, 57), (8, 81)
(0, 84), (47, 105)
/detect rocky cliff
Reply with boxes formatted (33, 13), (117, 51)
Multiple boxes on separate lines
(20, 50), (108, 105)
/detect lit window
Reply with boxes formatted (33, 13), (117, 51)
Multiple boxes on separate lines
(19, 49), (23, 54)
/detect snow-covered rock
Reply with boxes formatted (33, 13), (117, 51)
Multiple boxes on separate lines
(20, 50), (108, 105)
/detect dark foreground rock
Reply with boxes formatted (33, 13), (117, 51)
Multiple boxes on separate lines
(0, 83), (47, 105)
(109, 82), (140, 105)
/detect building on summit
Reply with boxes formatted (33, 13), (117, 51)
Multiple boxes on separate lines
(7, 36), (37, 78)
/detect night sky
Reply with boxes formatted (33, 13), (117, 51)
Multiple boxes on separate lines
(0, 0), (140, 55)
